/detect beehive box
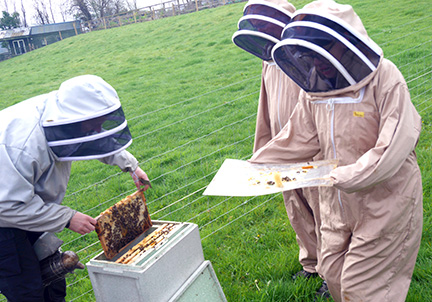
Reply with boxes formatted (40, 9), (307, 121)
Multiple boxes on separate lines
(87, 221), (205, 302)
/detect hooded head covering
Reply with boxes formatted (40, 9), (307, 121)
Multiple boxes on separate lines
(272, 0), (382, 93)
(232, 0), (295, 61)
(42, 75), (132, 161)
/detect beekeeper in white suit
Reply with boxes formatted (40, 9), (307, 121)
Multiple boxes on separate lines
(232, 1), (326, 294)
(0, 75), (150, 301)
(250, 0), (423, 301)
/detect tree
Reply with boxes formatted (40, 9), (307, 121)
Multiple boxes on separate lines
(59, 0), (70, 22)
(68, 0), (127, 21)
(33, 0), (50, 24)
(88, 0), (127, 18)
(69, 0), (92, 21)
(125, 0), (137, 11)
(48, 0), (56, 23)
(2, 0), (8, 12)
(0, 11), (21, 29)
(20, 0), (28, 27)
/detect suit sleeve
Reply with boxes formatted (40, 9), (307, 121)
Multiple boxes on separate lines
(0, 146), (76, 233)
(250, 95), (321, 164)
(253, 64), (272, 152)
(98, 149), (139, 172)
(330, 81), (421, 193)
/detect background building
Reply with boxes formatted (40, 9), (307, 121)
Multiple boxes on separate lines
(0, 20), (81, 60)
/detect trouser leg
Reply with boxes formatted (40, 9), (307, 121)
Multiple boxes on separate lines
(320, 188), (423, 302)
(341, 198), (423, 302)
(0, 228), (44, 302)
(283, 187), (320, 273)
(0, 228), (67, 302)
(319, 226), (350, 302)
(44, 278), (67, 302)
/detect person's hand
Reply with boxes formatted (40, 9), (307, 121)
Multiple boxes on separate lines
(67, 212), (97, 235)
(130, 167), (151, 191)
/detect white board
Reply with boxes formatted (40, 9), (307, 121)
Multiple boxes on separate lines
(203, 159), (337, 197)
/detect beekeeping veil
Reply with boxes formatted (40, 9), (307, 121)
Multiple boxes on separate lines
(272, 0), (382, 92)
(42, 75), (132, 161)
(232, 0), (295, 61)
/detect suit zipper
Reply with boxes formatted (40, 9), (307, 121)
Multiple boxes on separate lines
(277, 68), (283, 131)
(326, 99), (344, 211)
(311, 88), (365, 212)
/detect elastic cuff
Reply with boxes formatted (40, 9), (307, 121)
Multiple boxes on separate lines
(123, 167), (135, 173)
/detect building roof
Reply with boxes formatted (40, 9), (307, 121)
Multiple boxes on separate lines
(0, 20), (81, 42)
(0, 28), (30, 39)
(30, 21), (80, 35)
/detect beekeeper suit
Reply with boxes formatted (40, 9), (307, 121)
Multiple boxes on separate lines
(256, 60), (323, 281)
(233, 0), (323, 281)
(250, 1), (423, 301)
(0, 75), (150, 301)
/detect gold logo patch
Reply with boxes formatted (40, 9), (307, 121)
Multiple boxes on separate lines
(353, 111), (364, 117)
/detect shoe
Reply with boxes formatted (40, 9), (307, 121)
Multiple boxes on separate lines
(315, 280), (331, 300)
(292, 269), (319, 280)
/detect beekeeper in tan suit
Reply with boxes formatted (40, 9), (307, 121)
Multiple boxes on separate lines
(255, 52), (323, 283)
(250, 0), (423, 301)
(232, 0), (324, 286)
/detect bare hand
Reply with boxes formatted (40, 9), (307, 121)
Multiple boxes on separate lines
(130, 167), (151, 191)
(68, 212), (98, 235)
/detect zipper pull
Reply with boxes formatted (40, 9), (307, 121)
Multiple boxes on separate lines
(326, 99), (335, 111)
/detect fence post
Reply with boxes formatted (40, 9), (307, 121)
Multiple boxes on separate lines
(195, 0), (199, 12)
(58, 31), (62, 40)
(118, 16), (122, 26)
(133, 10), (137, 23)
(73, 22), (78, 35)
(103, 17), (107, 29)
(172, 3), (176, 16)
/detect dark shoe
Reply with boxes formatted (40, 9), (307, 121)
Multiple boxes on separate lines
(292, 269), (319, 280)
(315, 280), (331, 300)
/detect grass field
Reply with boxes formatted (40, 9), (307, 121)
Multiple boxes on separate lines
(0, 0), (431, 301)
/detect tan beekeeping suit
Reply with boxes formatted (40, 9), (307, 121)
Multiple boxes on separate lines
(254, 60), (321, 274)
(252, 0), (321, 275)
(250, 1), (423, 301)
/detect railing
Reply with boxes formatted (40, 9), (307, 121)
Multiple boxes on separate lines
(81, 0), (246, 32)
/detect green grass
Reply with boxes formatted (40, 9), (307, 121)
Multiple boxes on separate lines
(0, 1), (431, 301)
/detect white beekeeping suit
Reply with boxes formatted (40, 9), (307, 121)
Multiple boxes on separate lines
(0, 74), (150, 301)
(0, 75), (139, 232)
(251, 1), (423, 301)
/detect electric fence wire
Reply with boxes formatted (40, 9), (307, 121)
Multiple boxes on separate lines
(67, 14), (431, 252)
(58, 13), (432, 301)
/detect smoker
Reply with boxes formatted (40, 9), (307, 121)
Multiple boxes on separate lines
(33, 232), (85, 287)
